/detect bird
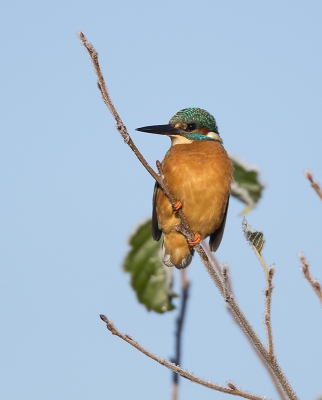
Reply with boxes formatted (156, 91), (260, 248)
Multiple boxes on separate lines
(136, 108), (233, 269)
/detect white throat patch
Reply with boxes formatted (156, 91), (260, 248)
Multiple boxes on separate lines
(206, 131), (222, 143)
(169, 135), (193, 146)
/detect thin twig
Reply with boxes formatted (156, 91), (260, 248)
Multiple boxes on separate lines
(77, 34), (162, 185)
(265, 266), (275, 360)
(304, 169), (322, 201)
(203, 242), (235, 296)
(201, 240), (222, 273)
(204, 240), (286, 400)
(78, 32), (298, 400)
(172, 270), (190, 400)
(221, 264), (231, 302)
(226, 306), (287, 400)
(78, 31), (196, 248)
(99, 315), (268, 400)
(298, 253), (322, 304)
(197, 245), (296, 400)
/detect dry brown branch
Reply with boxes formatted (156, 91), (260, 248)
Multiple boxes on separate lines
(298, 253), (322, 304)
(99, 315), (268, 400)
(78, 31), (298, 400)
(221, 264), (231, 302)
(265, 266), (275, 360)
(203, 242), (286, 400)
(77, 31), (197, 247)
(227, 296), (296, 399)
(202, 240), (234, 293)
(304, 169), (322, 201)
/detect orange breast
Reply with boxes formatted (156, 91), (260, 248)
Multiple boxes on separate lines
(156, 141), (233, 238)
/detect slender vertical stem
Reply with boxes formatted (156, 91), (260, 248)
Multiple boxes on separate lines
(172, 270), (190, 400)
(205, 239), (286, 400)
(221, 264), (230, 302)
(265, 267), (275, 360)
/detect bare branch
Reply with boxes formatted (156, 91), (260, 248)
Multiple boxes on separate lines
(221, 264), (231, 302)
(199, 247), (294, 399)
(298, 253), (322, 304)
(304, 169), (322, 201)
(203, 241), (286, 400)
(226, 295), (297, 399)
(264, 265), (275, 360)
(78, 32), (298, 400)
(99, 315), (269, 400)
(77, 33), (163, 187)
(77, 32), (196, 246)
(172, 270), (190, 400)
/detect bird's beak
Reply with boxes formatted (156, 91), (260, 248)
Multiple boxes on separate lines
(136, 124), (181, 136)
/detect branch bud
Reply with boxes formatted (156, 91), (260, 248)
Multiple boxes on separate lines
(116, 122), (129, 143)
(221, 263), (228, 277)
(268, 264), (275, 279)
(297, 252), (306, 262)
(99, 314), (108, 323)
(264, 312), (270, 323)
(301, 265), (308, 274)
(227, 381), (237, 390)
(298, 252), (309, 273)
(304, 169), (314, 183)
(313, 280), (321, 292)
(156, 160), (164, 179)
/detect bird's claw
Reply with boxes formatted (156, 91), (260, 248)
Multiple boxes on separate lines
(188, 232), (201, 246)
(173, 200), (182, 212)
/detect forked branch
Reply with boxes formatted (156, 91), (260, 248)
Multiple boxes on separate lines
(205, 246), (286, 400)
(99, 315), (267, 400)
(78, 31), (298, 400)
(298, 253), (322, 304)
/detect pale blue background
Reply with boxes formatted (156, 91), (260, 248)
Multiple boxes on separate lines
(1, 1), (322, 399)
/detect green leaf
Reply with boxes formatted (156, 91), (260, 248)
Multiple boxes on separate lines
(123, 220), (177, 313)
(242, 218), (265, 254)
(242, 218), (269, 278)
(230, 156), (264, 214)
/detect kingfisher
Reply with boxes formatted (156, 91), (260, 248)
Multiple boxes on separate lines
(136, 108), (233, 269)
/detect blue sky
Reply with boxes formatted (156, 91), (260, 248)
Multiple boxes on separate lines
(1, 1), (322, 399)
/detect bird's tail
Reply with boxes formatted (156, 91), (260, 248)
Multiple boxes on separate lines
(162, 231), (194, 269)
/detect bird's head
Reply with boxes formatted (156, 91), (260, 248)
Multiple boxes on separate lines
(136, 108), (222, 145)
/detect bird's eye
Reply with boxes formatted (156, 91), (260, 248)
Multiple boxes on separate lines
(187, 123), (196, 131)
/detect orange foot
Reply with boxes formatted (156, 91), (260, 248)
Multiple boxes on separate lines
(173, 200), (182, 212)
(188, 232), (201, 246)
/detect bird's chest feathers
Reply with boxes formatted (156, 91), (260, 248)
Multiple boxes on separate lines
(160, 141), (232, 234)
(163, 141), (231, 192)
